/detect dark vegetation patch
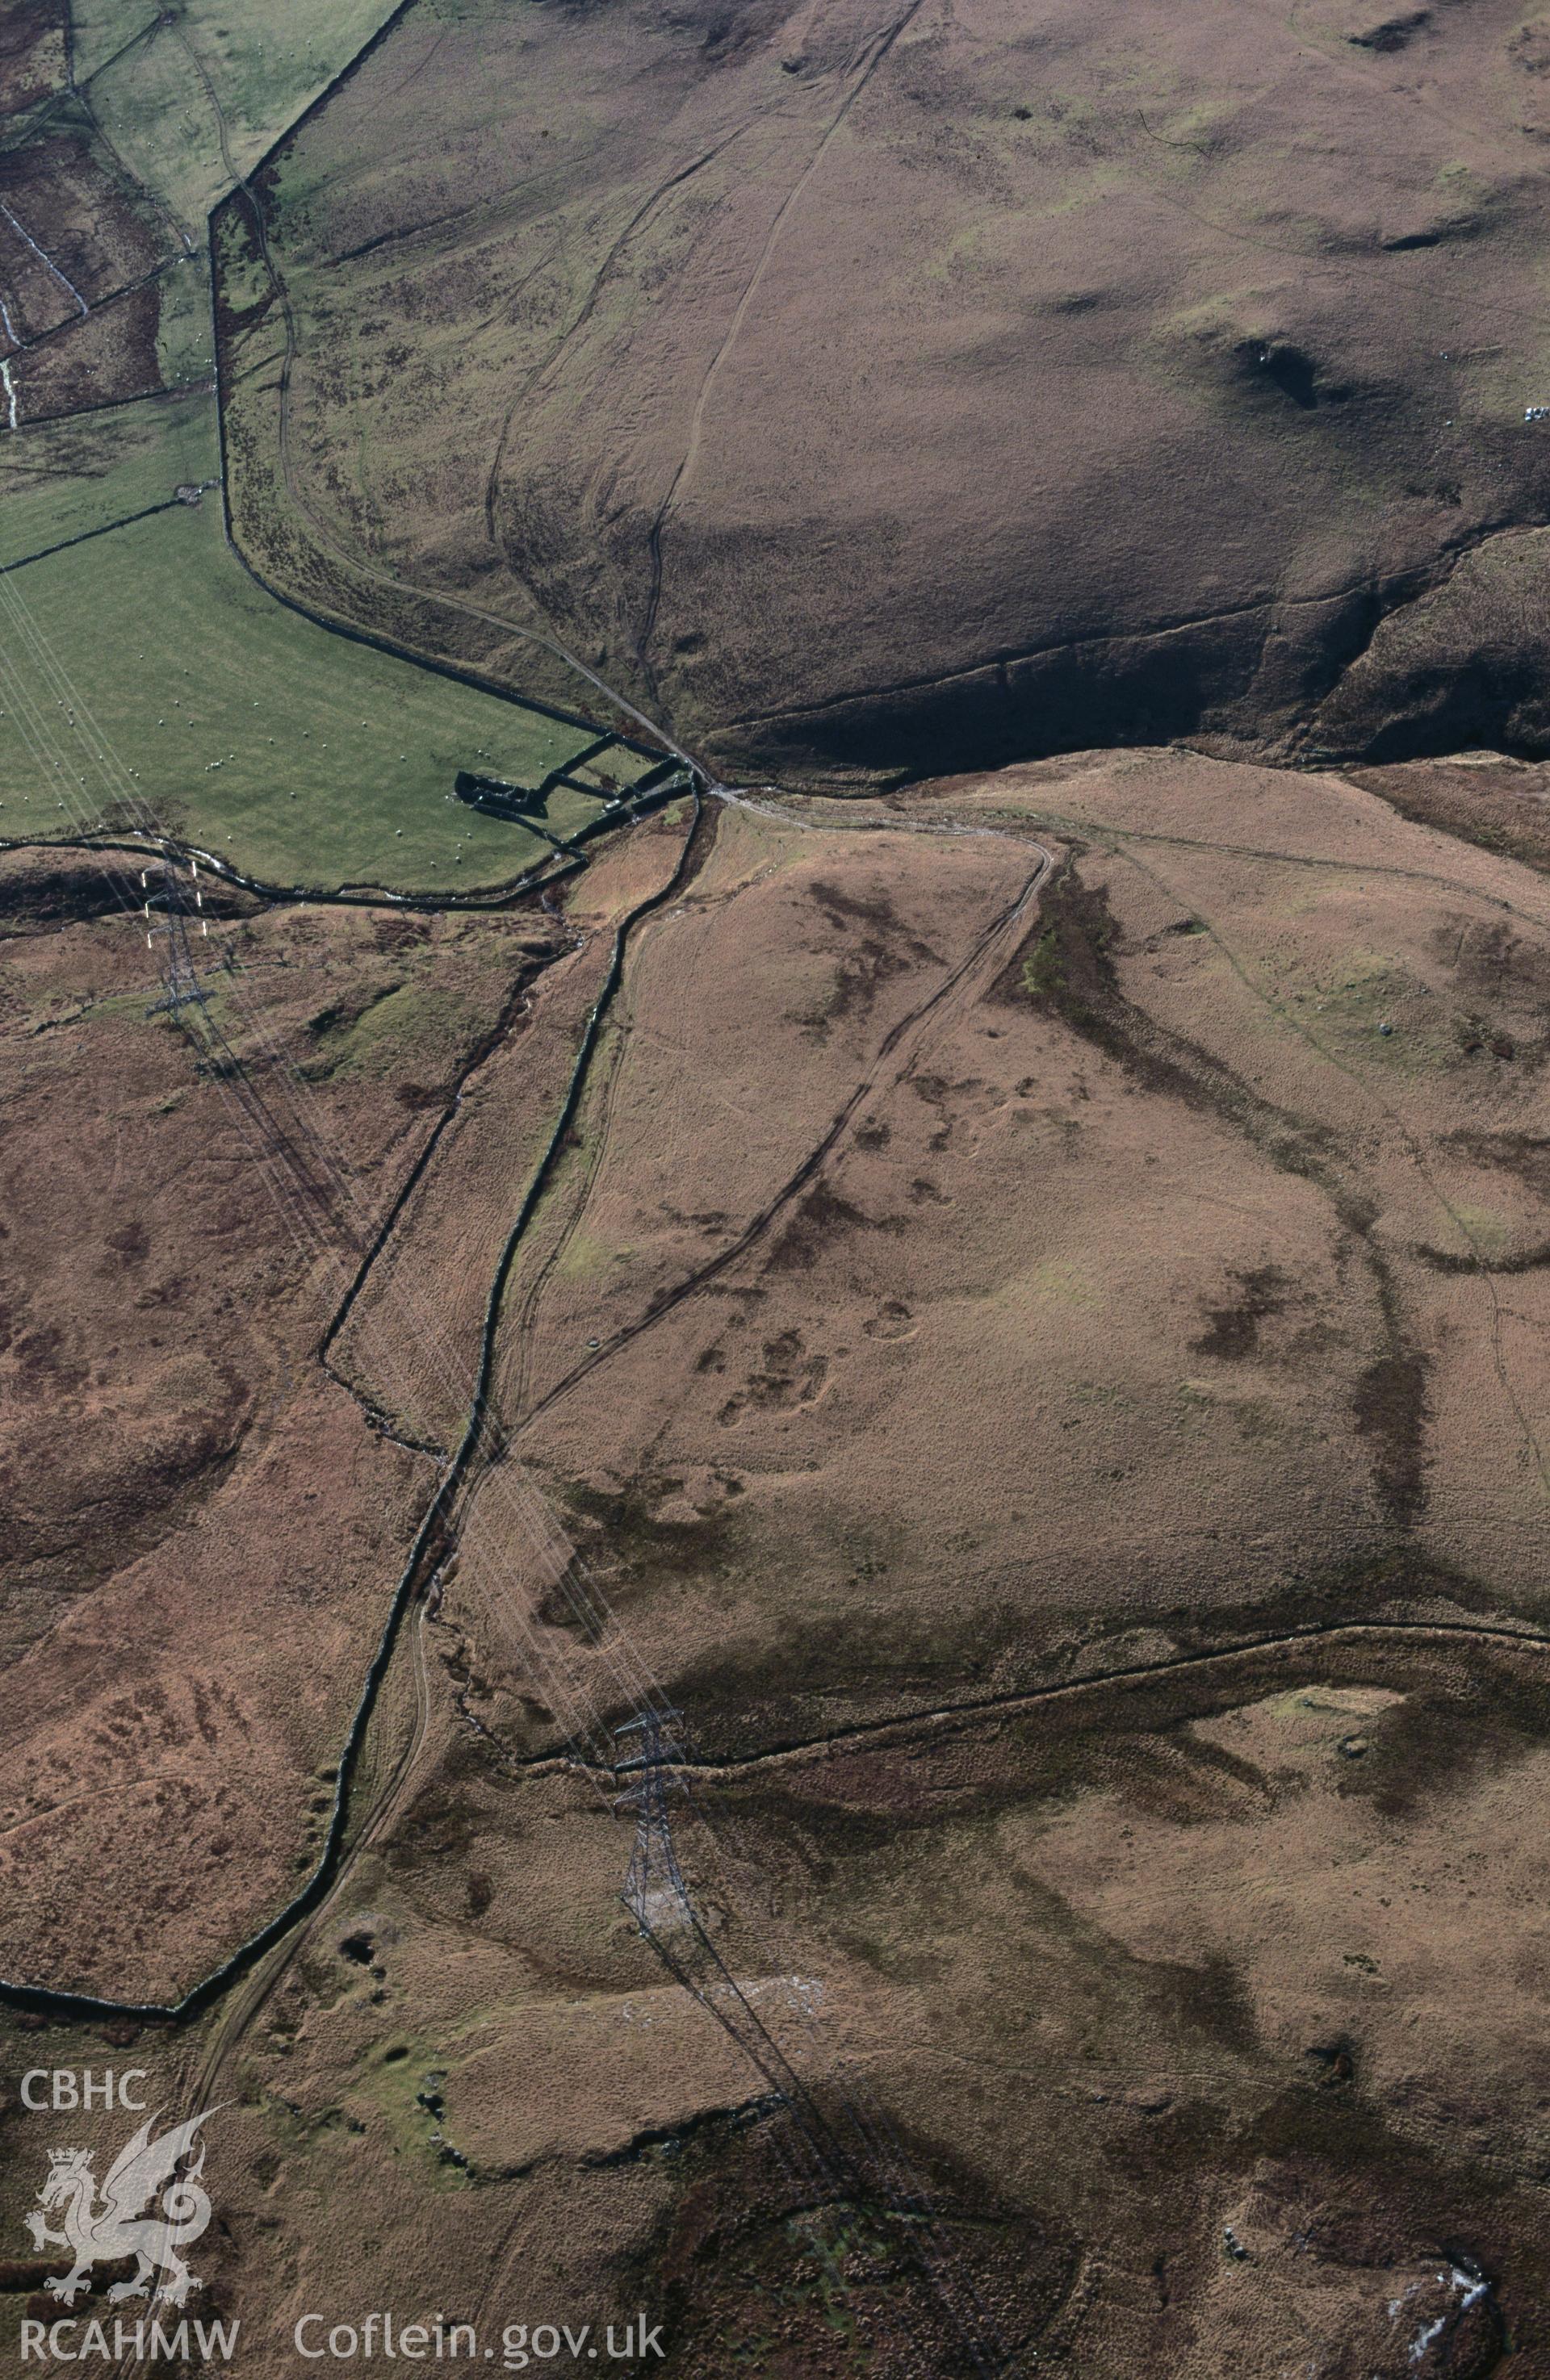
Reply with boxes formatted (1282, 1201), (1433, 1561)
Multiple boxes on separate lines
(664, 1583), (1008, 1759)
(12, 283), (163, 423)
(1202, 2130), (1507, 2379)
(1191, 1265), (1293, 1359)
(1321, 604), (1550, 766)
(1158, 1546), (1502, 1656)
(716, 1328), (828, 1429)
(385, 1780), (478, 1872)
(585, 2094), (783, 2169)
(1510, 19), (1550, 77)
(765, 1178), (902, 1271)
(1348, 10), (1431, 53)
(0, 862), (146, 929)
(998, 864), (1339, 1182)
(907, 1072), (987, 1153)
(761, 1541), (1523, 1771)
(0, 855), (261, 932)
(675, 0), (807, 69)
(1442, 1128), (1550, 1195)
(1144, 1949), (1259, 2057)
(305, 977), (406, 1040)
(664, 1542), (1511, 1767)
(1235, 340), (1347, 411)
(1434, 914), (1550, 1002)
(1116, 1730), (1274, 1826)
(1452, 1013), (1520, 1061)
(534, 1571), (609, 1645)
(807, 878), (935, 952)
(0, 0), (63, 115)
(1412, 1237), (1550, 1274)
(794, 878), (940, 1041)
(0, 128), (165, 417)
(636, 2106), (1080, 2380)
(1241, 2093), (1514, 2277)
(559, 1470), (735, 1608)
(0, 2260), (56, 2294)
(371, 915), (433, 954)
(754, 1763), (1006, 1863)
(1330, 1672), (1550, 1825)
(0, 1368), (251, 1608)
(1304, 2035), (1357, 2089)
(1351, 1346), (1431, 1528)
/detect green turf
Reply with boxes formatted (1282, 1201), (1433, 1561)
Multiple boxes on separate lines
(0, 400), (645, 889)
(0, 392), (214, 567)
(154, 256), (218, 387)
(83, 25), (228, 239)
(64, 3), (404, 374)
(75, 1), (404, 228)
(1, 4), (656, 894)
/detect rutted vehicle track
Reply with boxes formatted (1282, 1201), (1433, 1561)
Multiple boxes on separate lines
(0, 788), (705, 2023)
(503, 840), (1055, 1447)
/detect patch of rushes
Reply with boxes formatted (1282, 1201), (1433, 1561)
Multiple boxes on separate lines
(1002, 860), (1340, 1184)
(211, 199), (623, 739)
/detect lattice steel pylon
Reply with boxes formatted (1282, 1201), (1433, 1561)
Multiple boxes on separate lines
(613, 1729), (1010, 2377)
(614, 1708), (691, 1933)
(141, 855), (216, 1019)
(137, 851), (335, 1214)
(613, 1709), (843, 2166)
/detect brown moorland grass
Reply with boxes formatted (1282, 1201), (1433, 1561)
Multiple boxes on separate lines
(410, 759), (1550, 1768)
(0, 843), (569, 1998)
(4, 1629), (1547, 2374)
(216, 0), (1550, 780)
(2, 755), (1548, 2374)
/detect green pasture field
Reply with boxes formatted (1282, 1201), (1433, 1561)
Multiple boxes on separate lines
(54, 2), (404, 404)
(73, 0), (404, 229)
(0, 2), (656, 895)
(0, 392), (213, 565)
(0, 399), (650, 891)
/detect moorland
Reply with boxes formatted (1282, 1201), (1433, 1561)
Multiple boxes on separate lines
(3, 3), (1550, 2377)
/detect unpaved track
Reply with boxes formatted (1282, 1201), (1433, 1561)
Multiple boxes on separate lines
(0, 797), (702, 2022)
(501, 835), (1055, 1446)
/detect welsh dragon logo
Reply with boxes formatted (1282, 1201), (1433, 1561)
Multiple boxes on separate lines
(24, 2107), (220, 2309)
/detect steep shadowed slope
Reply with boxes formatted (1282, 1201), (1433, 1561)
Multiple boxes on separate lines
(221, 0), (1550, 784)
